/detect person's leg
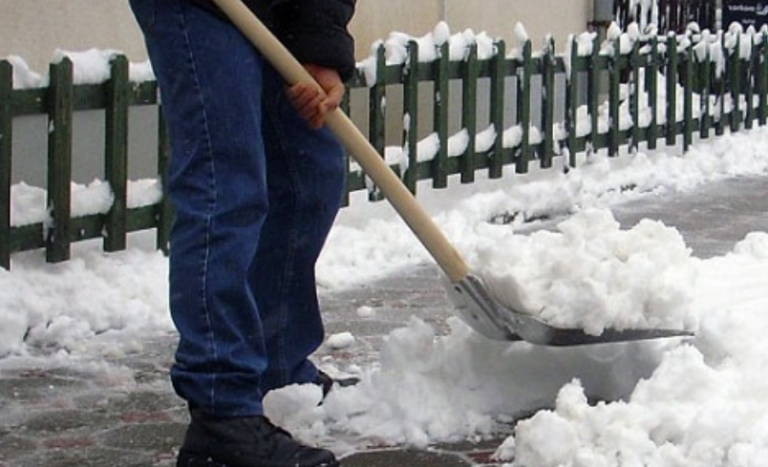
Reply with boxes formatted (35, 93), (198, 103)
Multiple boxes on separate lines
(130, 0), (269, 416)
(250, 66), (346, 394)
(130, 2), (341, 466)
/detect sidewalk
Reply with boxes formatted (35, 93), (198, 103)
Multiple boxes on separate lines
(2, 174), (767, 467)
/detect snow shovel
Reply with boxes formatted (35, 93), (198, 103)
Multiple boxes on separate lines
(209, 0), (693, 346)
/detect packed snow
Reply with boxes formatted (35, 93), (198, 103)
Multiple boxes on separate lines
(4, 22), (768, 467)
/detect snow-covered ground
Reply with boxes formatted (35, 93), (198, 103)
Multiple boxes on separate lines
(3, 126), (768, 466)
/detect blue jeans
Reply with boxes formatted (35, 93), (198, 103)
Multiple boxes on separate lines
(129, 0), (346, 416)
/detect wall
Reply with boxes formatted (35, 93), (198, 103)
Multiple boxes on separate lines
(0, 0), (147, 71)
(0, 0), (592, 72)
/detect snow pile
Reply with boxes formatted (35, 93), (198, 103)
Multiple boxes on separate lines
(257, 232), (768, 467)
(5, 49), (154, 90)
(266, 316), (671, 453)
(0, 246), (171, 357)
(503, 233), (768, 467)
(468, 208), (697, 334)
(11, 179), (163, 227)
(357, 21), (498, 86)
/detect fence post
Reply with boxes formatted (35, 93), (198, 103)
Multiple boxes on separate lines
(461, 43), (479, 183)
(368, 43), (387, 202)
(516, 40), (532, 173)
(432, 41), (449, 189)
(46, 57), (73, 264)
(489, 40), (506, 178)
(403, 40), (419, 194)
(0, 60), (11, 270)
(104, 55), (129, 252)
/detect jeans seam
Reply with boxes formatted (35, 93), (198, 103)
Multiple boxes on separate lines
(176, 3), (220, 411)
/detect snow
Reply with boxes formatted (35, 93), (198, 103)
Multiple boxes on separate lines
(5, 125), (768, 464)
(5, 21), (768, 467)
(325, 332), (356, 351)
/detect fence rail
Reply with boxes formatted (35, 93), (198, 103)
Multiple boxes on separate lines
(1, 24), (766, 269)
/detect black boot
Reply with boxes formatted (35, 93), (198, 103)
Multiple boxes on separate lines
(176, 410), (339, 467)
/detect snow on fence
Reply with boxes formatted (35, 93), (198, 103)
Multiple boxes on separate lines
(1, 22), (767, 270)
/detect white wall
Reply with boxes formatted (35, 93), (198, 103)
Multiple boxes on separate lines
(0, 0), (147, 71)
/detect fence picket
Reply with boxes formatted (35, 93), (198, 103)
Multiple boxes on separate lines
(46, 58), (73, 263)
(588, 35), (601, 155)
(666, 34), (679, 147)
(433, 42), (450, 188)
(367, 44), (387, 202)
(609, 40), (621, 157)
(489, 40), (506, 178)
(516, 40), (532, 173)
(647, 37), (660, 150)
(745, 36), (755, 131)
(156, 106), (171, 254)
(403, 40), (419, 194)
(461, 43), (479, 183)
(630, 42), (641, 151)
(541, 37), (556, 169)
(716, 34), (727, 136)
(700, 46), (712, 139)
(565, 39), (579, 167)
(0, 61), (11, 269)
(683, 46), (694, 151)
(730, 36), (742, 132)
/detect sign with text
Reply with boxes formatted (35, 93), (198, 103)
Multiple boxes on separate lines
(722, 1), (768, 29)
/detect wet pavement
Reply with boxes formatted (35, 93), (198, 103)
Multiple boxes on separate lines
(1, 174), (767, 466)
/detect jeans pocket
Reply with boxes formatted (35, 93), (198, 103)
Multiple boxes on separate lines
(129, 0), (157, 32)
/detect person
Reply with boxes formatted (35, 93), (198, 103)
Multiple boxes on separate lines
(127, 0), (356, 466)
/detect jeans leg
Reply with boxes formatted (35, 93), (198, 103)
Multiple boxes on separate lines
(130, 0), (270, 416)
(251, 67), (346, 394)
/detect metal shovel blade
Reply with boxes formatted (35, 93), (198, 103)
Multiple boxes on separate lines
(447, 274), (694, 346)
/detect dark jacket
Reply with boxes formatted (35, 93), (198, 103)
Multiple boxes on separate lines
(189, 0), (356, 81)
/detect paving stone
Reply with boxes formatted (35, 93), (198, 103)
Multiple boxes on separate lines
(342, 449), (470, 467)
(0, 377), (85, 403)
(0, 435), (37, 462)
(22, 409), (117, 434)
(100, 422), (186, 452)
(13, 447), (153, 467)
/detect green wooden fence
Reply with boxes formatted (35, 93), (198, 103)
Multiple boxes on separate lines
(1, 27), (766, 270)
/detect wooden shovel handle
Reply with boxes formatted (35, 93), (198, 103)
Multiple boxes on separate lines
(210, 0), (470, 282)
